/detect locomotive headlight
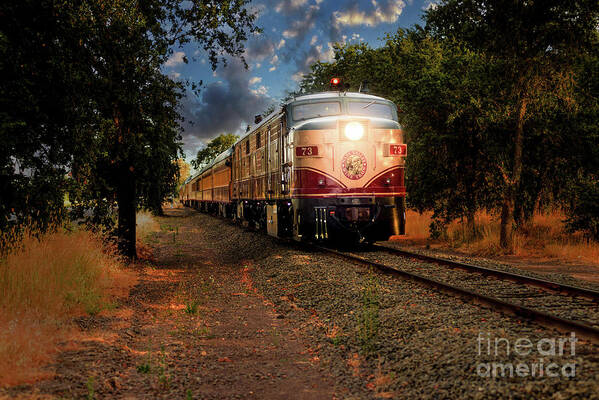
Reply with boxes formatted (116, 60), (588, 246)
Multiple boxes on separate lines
(345, 122), (364, 141)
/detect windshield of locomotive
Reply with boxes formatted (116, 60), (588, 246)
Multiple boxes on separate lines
(348, 101), (396, 120)
(292, 101), (341, 121)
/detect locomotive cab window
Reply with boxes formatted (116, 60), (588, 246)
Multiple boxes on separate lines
(292, 101), (341, 121)
(347, 101), (396, 120)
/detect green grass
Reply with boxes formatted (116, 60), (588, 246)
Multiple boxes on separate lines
(356, 277), (381, 354)
(137, 363), (151, 374)
(86, 376), (95, 400)
(184, 299), (200, 315)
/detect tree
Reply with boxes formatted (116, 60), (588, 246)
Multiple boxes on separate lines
(381, 30), (506, 236)
(191, 133), (239, 169)
(0, 0), (92, 233)
(261, 104), (277, 118)
(175, 159), (191, 189)
(1, 0), (259, 257)
(425, 0), (599, 249)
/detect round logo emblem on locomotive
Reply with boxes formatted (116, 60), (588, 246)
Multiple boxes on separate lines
(342, 151), (367, 180)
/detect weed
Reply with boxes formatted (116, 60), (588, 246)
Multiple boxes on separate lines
(137, 363), (151, 373)
(174, 247), (185, 259)
(86, 376), (95, 400)
(195, 326), (214, 339)
(186, 389), (194, 400)
(172, 226), (179, 243)
(184, 299), (200, 315)
(270, 327), (281, 346)
(356, 277), (380, 354)
(331, 335), (344, 346)
(199, 275), (216, 294)
(137, 341), (153, 374)
(157, 346), (170, 390)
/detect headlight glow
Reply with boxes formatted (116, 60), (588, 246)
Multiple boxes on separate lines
(345, 122), (364, 141)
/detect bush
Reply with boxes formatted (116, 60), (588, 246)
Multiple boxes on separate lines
(0, 228), (128, 385)
(565, 178), (599, 241)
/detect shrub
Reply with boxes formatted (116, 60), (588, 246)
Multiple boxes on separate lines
(565, 178), (599, 241)
(0, 228), (128, 385)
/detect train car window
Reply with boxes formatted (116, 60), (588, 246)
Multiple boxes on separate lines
(347, 101), (396, 120)
(246, 140), (250, 154)
(292, 101), (341, 121)
(256, 132), (261, 148)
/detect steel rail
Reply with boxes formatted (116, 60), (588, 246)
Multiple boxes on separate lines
(315, 245), (599, 344)
(373, 244), (599, 301)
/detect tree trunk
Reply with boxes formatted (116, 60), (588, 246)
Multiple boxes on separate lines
(500, 97), (527, 251)
(117, 166), (137, 259)
(499, 193), (512, 250)
(466, 210), (476, 240)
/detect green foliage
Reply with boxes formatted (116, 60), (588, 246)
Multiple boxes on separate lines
(425, 0), (599, 249)
(191, 133), (238, 170)
(566, 178), (599, 241)
(0, 0), (259, 257)
(137, 363), (151, 374)
(261, 104), (277, 118)
(298, 2), (599, 248)
(184, 299), (200, 315)
(86, 376), (95, 400)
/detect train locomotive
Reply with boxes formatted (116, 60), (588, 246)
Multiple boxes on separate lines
(181, 79), (406, 243)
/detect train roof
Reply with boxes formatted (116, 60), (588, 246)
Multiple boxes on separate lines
(287, 91), (390, 103)
(233, 108), (284, 147)
(193, 147), (233, 178)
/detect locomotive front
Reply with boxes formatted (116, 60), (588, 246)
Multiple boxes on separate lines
(288, 88), (406, 243)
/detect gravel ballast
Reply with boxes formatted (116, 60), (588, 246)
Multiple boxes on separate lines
(190, 212), (599, 399)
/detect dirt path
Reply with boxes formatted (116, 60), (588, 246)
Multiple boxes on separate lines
(5, 207), (335, 399)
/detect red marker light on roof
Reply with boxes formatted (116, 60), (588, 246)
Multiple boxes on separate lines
(331, 77), (339, 85)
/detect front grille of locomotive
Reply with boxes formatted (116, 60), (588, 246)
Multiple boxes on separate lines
(341, 206), (371, 222)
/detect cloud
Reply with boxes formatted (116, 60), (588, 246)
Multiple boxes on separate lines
(291, 71), (304, 81)
(275, 0), (309, 15)
(423, 0), (438, 10)
(282, 5), (320, 40)
(245, 38), (276, 61)
(165, 51), (186, 67)
(310, 35), (318, 45)
(251, 85), (269, 95)
(180, 58), (272, 153)
(276, 39), (286, 49)
(270, 54), (279, 65)
(249, 76), (262, 85)
(290, 42), (334, 82)
(269, 66), (277, 72)
(333, 0), (406, 27)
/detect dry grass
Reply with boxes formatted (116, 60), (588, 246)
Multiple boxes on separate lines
(401, 210), (599, 266)
(0, 229), (131, 386)
(136, 210), (160, 261)
(403, 210), (432, 240)
(136, 209), (159, 241)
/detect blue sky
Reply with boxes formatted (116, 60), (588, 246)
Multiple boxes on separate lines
(163, 0), (435, 160)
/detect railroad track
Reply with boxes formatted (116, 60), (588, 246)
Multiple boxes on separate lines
(312, 244), (599, 344)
